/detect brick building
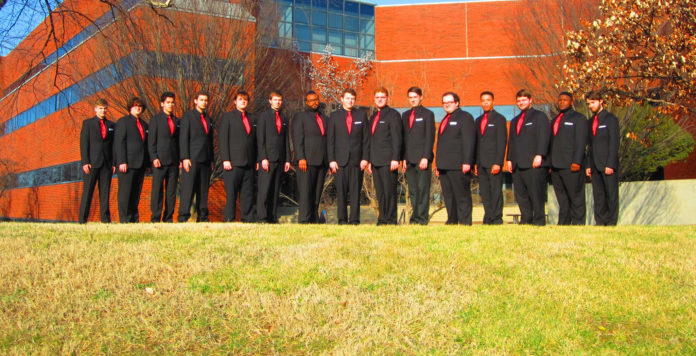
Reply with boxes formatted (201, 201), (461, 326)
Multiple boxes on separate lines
(0, 0), (692, 222)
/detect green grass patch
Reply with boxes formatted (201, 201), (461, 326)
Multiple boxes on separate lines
(0, 223), (694, 353)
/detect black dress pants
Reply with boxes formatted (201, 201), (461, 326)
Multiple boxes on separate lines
(478, 166), (503, 225)
(78, 165), (112, 223)
(551, 167), (586, 225)
(591, 167), (619, 226)
(335, 164), (363, 224)
(439, 169), (472, 225)
(178, 161), (211, 222)
(257, 162), (282, 223)
(223, 165), (256, 222)
(296, 165), (327, 223)
(372, 165), (398, 225)
(151, 164), (179, 222)
(117, 167), (145, 223)
(512, 167), (547, 226)
(405, 163), (431, 225)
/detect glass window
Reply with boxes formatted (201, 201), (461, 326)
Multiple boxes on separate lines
(312, 10), (326, 26)
(360, 18), (374, 35)
(344, 32), (358, 47)
(312, 42), (326, 52)
(360, 34), (374, 50)
(344, 1), (359, 15)
(312, 27), (327, 43)
(344, 16), (358, 31)
(360, 3), (374, 17)
(280, 5), (292, 22)
(296, 41), (311, 52)
(312, 0), (326, 8)
(295, 24), (311, 41)
(329, 0), (342, 11)
(344, 47), (358, 57)
(328, 13), (343, 29)
(294, 8), (310, 24)
(296, 0), (311, 7)
(279, 22), (292, 38)
(329, 30), (342, 46)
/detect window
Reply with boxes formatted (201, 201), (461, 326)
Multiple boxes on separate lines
(360, 3), (374, 17)
(328, 13), (343, 29)
(360, 18), (374, 35)
(344, 16), (359, 32)
(295, 24), (311, 41)
(344, 32), (358, 48)
(312, 10), (326, 26)
(361, 34), (374, 50)
(329, 0), (342, 12)
(329, 30), (342, 46)
(279, 22), (292, 38)
(344, 1), (359, 16)
(294, 8), (309, 24)
(312, 27), (327, 42)
(312, 0), (326, 8)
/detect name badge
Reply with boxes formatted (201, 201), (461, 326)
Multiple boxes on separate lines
(564, 122), (574, 126)
(108, 128), (114, 132)
(379, 121), (385, 124)
(525, 122), (533, 126)
(598, 125), (607, 129)
(415, 118), (423, 122)
(145, 130), (149, 133)
(449, 122), (457, 126)
(487, 124), (495, 127)
(355, 121), (363, 124)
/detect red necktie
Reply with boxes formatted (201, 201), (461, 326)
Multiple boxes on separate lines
(480, 112), (488, 135)
(516, 112), (526, 135)
(275, 111), (282, 134)
(439, 114), (451, 135)
(409, 109), (415, 129)
(241, 112), (251, 135)
(316, 113), (324, 136)
(135, 117), (145, 141)
(346, 111), (352, 134)
(553, 112), (564, 136)
(371, 110), (380, 135)
(200, 114), (209, 134)
(592, 114), (599, 136)
(167, 115), (175, 135)
(100, 118), (107, 139)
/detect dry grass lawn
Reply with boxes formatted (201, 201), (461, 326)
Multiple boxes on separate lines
(1, 223), (695, 354)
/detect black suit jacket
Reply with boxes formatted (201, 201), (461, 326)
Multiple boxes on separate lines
(474, 109), (508, 168)
(587, 109), (620, 170)
(367, 106), (402, 166)
(507, 107), (550, 169)
(218, 109), (257, 167)
(114, 114), (149, 169)
(435, 109), (476, 170)
(80, 116), (115, 169)
(292, 109), (327, 166)
(148, 112), (180, 166)
(402, 106), (435, 164)
(327, 108), (369, 167)
(549, 108), (588, 169)
(180, 109), (214, 164)
(257, 108), (290, 163)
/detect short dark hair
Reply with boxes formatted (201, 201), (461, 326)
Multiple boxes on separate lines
(342, 88), (357, 97)
(126, 97), (146, 111)
(306, 90), (317, 97)
(442, 91), (460, 104)
(94, 98), (108, 107)
(516, 89), (532, 99)
(558, 91), (573, 100)
(160, 91), (175, 103)
(407, 86), (422, 96)
(235, 90), (250, 101)
(585, 90), (603, 100)
(269, 90), (283, 99)
(195, 91), (209, 100)
(480, 91), (495, 100)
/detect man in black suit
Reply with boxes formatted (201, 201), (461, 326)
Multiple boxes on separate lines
(474, 91), (508, 225)
(401, 86), (435, 225)
(585, 90), (620, 226)
(257, 90), (291, 223)
(327, 88), (369, 224)
(367, 87), (402, 225)
(219, 90), (257, 222)
(178, 91), (214, 222)
(292, 91), (328, 224)
(506, 89), (550, 226)
(434, 92), (476, 225)
(114, 97), (149, 223)
(549, 92), (588, 225)
(78, 98), (115, 223)
(148, 92), (180, 223)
